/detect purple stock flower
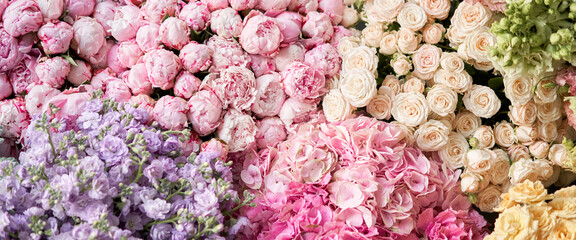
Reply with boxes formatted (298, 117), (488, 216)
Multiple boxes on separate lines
(144, 130), (163, 153)
(88, 176), (110, 200)
(77, 111), (101, 130)
(72, 223), (99, 239)
(159, 136), (180, 155)
(141, 198), (171, 220)
(151, 223), (172, 240)
(98, 135), (128, 166)
(144, 159), (164, 185)
(83, 99), (103, 113)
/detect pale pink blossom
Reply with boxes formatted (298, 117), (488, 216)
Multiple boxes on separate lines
(43, 86), (93, 119)
(124, 63), (153, 95)
(0, 73), (12, 100)
(173, 71), (201, 100)
(71, 17), (105, 58)
(210, 8), (243, 39)
(250, 54), (276, 77)
(153, 96), (188, 130)
(117, 39), (143, 68)
(210, 66), (256, 111)
(257, 0), (290, 13)
(275, 11), (303, 45)
(0, 97), (29, 139)
(158, 17), (190, 50)
(89, 68), (117, 90)
(37, 0), (64, 20)
(2, 0), (43, 37)
(278, 97), (318, 126)
(141, 0), (179, 24)
(288, 0), (318, 14)
(252, 73), (286, 117)
(179, 42), (212, 73)
(0, 0), (8, 19)
(143, 49), (182, 90)
(187, 90), (223, 136)
(65, 0), (95, 18)
(38, 21), (73, 55)
(281, 61), (326, 100)
(274, 43), (306, 72)
(179, 2), (211, 31)
(230, 0), (259, 11)
(25, 84), (61, 116)
(256, 117), (287, 149)
(85, 39), (114, 69)
(106, 44), (127, 74)
(67, 60), (92, 86)
(240, 12), (283, 56)
(302, 12), (334, 44)
(207, 36), (250, 72)
(304, 43), (341, 78)
(201, 0), (229, 11)
(136, 23), (161, 52)
(129, 94), (155, 123)
(36, 56), (71, 88)
(9, 53), (39, 94)
(0, 27), (24, 72)
(110, 5), (142, 41)
(104, 80), (132, 102)
(92, 0), (118, 36)
(318, 0), (345, 24)
(217, 109), (256, 153)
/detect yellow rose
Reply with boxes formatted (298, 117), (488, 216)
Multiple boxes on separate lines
(550, 219), (576, 240)
(549, 197), (576, 219)
(553, 185), (576, 198)
(493, 205), (538, 240)
(494, 192), (519, 212)
(508, 180), (548, 204)
(528, 205), (556, 239)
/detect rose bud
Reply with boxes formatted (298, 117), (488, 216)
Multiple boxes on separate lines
(71, 17), (105, 58)
(179, 2), (211, 31)
(0, 73), (12, 100)
(2, 0), (43, 37)
(36, 56), (71, 88)
(275, 11), (303, 45)
(104, 80), (132, 102)
(187, 90), (223, 136)
(106, 44), (127, 74)
(251, 73), (286, 118)
(258, 0), (290, 13)
(179, 42), (212, 73)
(9, 54), (38, 94)
(124, 63), (153, 95)
(207, 36), (250, 72)
(255, 117), (287, 149)
(201, 0), (229, 11)
(281, 61), (326, 100)
(136, 23), (161, 52)
(302, 12), (334, 44)
(210, 8), (243, 39)
(110, 5), (142, 42)
(217, 109), (256, 153)
(274, 43), (306, 72)
(153, 96), (189, 131)
(38, 21), (73, 55)
(240, 11), (283, 56)
(140, 0), (178, 24)
(67, 60), (92, 86)
(92, 0), (118, 36)
(65, 0), (95, 18)
(230, 0), (259, 11)
(0, 97), (30, 139)
(25, 84), (61, 116)
(288, 0), (318, 15)
(117, 39), (143, 69)
(158, 17), (190, 50)
(143, 49), (182, 90)
(37, 0), (64, 20)
(304, 43), (341, 78)
(174, 71), (201, 100)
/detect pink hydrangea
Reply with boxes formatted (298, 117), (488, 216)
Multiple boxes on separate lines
(304, 43), (341, 78)
(240, 12), (283, 56)
(179, 2), (211, 31)
(207, 36), (250, 72)
(143, 49), (182, 90)
(280, 61), (326, 100)
(158, 17), (190, 50)
(71, 17), (106, 58)
(0, 97), (29, 139)
(25, 84), (61, 116)
(152, 96), (188, 131)
(2, 0), (43, 37)
(210, 66), (256, 111)
(252, 73), (286, 117)
(179, 42), (212, 73)
(124, 63), (153, 95)
(0, 73), (12, 100)
(187, 90), (223, 136)
(65, 0), (95, 18)
(173, 71), (201, 100)
(38, 21), (73, 55)
(110, 5), (142, 42)
(36, 56), (71, 89)
(417, 208), (486, 240)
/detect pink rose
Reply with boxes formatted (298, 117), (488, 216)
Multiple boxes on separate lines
(117, 39), (143, 69)
(278, 97), (318, 126)
(256, 117), (287, 149)
(0, 97), (29, 139)
(38, 21), (73, 55)
(174, 71), (201, 100)
(136, 23), (161, 52)
(288, 0), (318, 14)
(37, 0), (64, 20)
(92, 0), (118, 36)
(129, 94), (155, 123)
(252, 73), (286, 117)
(25, 84), (61, 116)
(201, 0), (229, 11)
(230, 0), (259, 11)
(158, 17), (190, 50)
(0, 27), (24, 72)
(110, 5), (142, 42)
(153, 96), (188, 130)
(104, 80), (132, 102)
(36, 56), (71, 88)
(275, 11), (303, 45)
(274, 43), (305, 72)
(240, 11), (283, 56)
(302, 12), (334, 44)
(143, 49), (182, 90)
(0, 73), (12, 100)
(217, 109), (256, 153)
(207, 36), (250, 72)
(412, 44), (442, 80)
(85, 39), (114, 69)
(210, 8), (243, 39)
(250, 54), (276, 77)
(141, 0), (179, 24)
(187, 90), (223, 136)
(71, 17), (105, 58)
(179, 42), (211, 74)
(179, 2), (211, 31)
(258, 0), (290, 13)
(67, 60), (92, 86)
(9, 53), (38, 94)
(43, 86), (92, 119)
(2, 0), (43, 37)
(281, 61), (326, 100)
(211, 66), (256, 110)
(65, 0), (95, 18)
(318, 0), (345, 24)
(106, 44), (127, 74)
(304, 43), (341, 78)
(124, 63), (153, 95)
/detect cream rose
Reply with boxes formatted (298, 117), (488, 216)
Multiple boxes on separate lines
(367, 87), (394, 120)
(446, 26), (467, 46)
(342, 7), (359, 27)
(426, 84), (458, 117)
(509, 158), (553, 185)
(391, 92), (430, 127)
(507, 144), (531, 163)
(434, 69), (472, 93)
(402, 76), (425, 93)
(508, 180), (548, 204)
(537, 99), (562, 123)
(391, 121), (416, 145)
(391, 54), (412, 76)
(340, 68), (377, 107)
(515, 125), (537, 145)
(529, 141), (550, 159)
(396, 28), (421, 54)
(412, 44), (442, 80)
(438, 132), (469, 170)
(342, 46), (379, 74)
(477, 185), (503, 212)
(550, 219), (576, 240)
(381, 77), (401, 96)
(451, 2), (492, 34)
(504, 76), (534, 106)
(454, 110), (481, 137)
(462, 27), (494, 64)
(429, 112), (455, 130)
(379, 31), (398, 55)
(362, 23), (386, 47)
(464, 148), (497, 174)
(422, 23), (445, 44)
(323, 89), (354, 122)
(460, 170), (489, 193)
(548, 144), (567, 166)
(326, 74), (341, 90)
(420, 0), (451, 20)
(490, 149), (511, 185)
(337, 36), (361, 56)
(397, 3), (427, 31)
(493, 206), (538, 239)
(537, 121), (559, 143)
(534, 79), (558, 104)
(527, 205), (556, 239)
(463, 84), (501, 118)
(414, 120), (450, 151)
(494, 121), (516, 148)
(472, 125), (495, 149)
(439, 53), (464, 73)
(508, 101), (537, 126)
(365, 0), (405, 23)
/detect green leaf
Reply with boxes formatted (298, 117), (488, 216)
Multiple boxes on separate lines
(62, 55), (78, 67)
(487, 77), (504, 90)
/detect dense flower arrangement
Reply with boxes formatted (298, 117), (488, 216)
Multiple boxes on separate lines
(0, 96), (252, 239)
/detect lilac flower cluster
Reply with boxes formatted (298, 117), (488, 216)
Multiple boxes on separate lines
(0, 95), (253, 239)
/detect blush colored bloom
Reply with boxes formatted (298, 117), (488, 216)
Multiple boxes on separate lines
(104, 80), (132, 102)
(187, 90), (223, 136)
(153, 96), (188, 131)
(2, 0), (43, 37)
(179, 42), (212, 73)
(240, 12), (283, 56)
(158, 17), (190, 50)
(143, 49), (182, 90)
(255, 117), (287, 149)
(117, 40), (143, 69)
(71, 17), (106, 58)
(217, 109), (256, 153)
(65, 0), (95, 18)
(173, 71), (201, 100)
(207, 36), (250, 72)
(210, 8), (243, 39)
(179, 2), (211, 31)
(0, 27), (24, 72)
(141, 0), (179, 24)
(0, 97), (29, 139)
(0, 73), (11, 100)
(136, 23), (161, 52)
(281, 61), (326, 100)
(38, 21), (73, 55)
(92, 0), (118, 36)
(252, 73), (286, 117)
(36, 56), (71, 89)
(109, 5), (142, 42)
(302, 12), (334, 44)
(275, 12), (303, 45)
(25, 84), (61, 117)
(9, 53), (38, 94)
(210, 66), (256, 111)
(304, 43), (341, 78)
(37, 0), (64, 20)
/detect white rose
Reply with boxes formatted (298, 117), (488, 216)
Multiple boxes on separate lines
(412, 44), (442, 80)
(367, 87), (394, 120)
(434, 69), (472, 93)
(451, 2), (492, 34)
(508, 101), (537, 126)
(548, 144), (567, 166)
(446, 26), (467, 46)
(391, 92), (430, 127)
(429, 112), (455, 130)
(391, 121), (416, 145)
(472, 125), (495, 149)
(438, 132), (469, 170)
(342, 7), (359, 27)
(362, 23), (386, 47)
(381, 75), (401, 94)
(454, 110), (481, 137)
(463, 26), (494, 63)
(391, 54), (412, 76)
(460, 170), (489, 194)
(477, 185), (503, 213)
(537, 121), (558, 143)
(507, 144), (530, 163)
(504, 76), (534, 106)
(402, 76), (425, 93)
(464, 148), (497, 174)
(422, 23), (445, 44)
(494, 121), (516, 148)
(414, 120), (450, 151)
(529, 141), (549, 159)
(537, 99), (562, 123)
(472, 60), (494, 71)
(323, 89), (355, 122)
(509, 158), (553, 185)
(397, 28), (421, 54)
(397, 3), (427, 31)
(426, 84), (458, 116)
(342, 46), (379, 74)
(491, 149), (511, 185)
(420, 0), (451, 20)
(515, 125), (537, 145)
(463, 84), (501, 118)
(379, 31), (398, 55)
(440, 52), (465, 72)
(534, 79), (558, 104)
(340, 68), (377, 107)
(326, 74), (341, 90)
(365, 0), (405, 23)
(337, 36), (361, 56)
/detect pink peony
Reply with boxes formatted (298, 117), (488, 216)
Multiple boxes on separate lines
(0, 27), (23, 72)
(207, 36), (250, 72)
(304, 43), (341, 78)
(43, 86), (93, 119)
(2, 0), (43, 37)
(257, 0), (290, 13)
(251, 73), (286, 117)
(250, 54), (276, 77)
(240, 11), (283, 56)
(201, 138), (229, 160)
(0, 0), (8, 19)
(85, 39), (114, 69)
(173, 71), (201, 100)
(110, 5), (142, 42)
(9, 53), (39, 94)
(140, 0), (179, 24)
(71, 17), (106, 58)
(288, 0), (318, 15)
(65, 0), (95, 18)
(179, 2), (211, 31)
(318, 0), (345, 24)
(136, 23), (161, 52)
(255, 117), (287, 149)
(0, 73), (12, 100)
(281, 61), (326, 100)
(0, 97), (29, 139)
(117, 39), (143, 68)
(36, 56), (71, 89)
(92, 0), (118, 36)
(229, 0), (259, 11)
(217, 109), (256, 153)
(210, 8), (243, 39)
(143, 49), (182, 90)
(152, 96), (188, 131)
(123, 63), (152, 95)
(201, 0), (229, 11)
(179, 41), (212, 73)
(129, 94), (155, 123)
(89, 68), (117, 90)
(302, 12), (334, 44)
(37, 0), (65, 20)
(330, 25), (352, 46)
(158, 17), (190, 50)
(106, 44), (127, 74)
(38, 21), (73, 55)
(67, 60), (92, 86)
(104, 80), (132, 102)
(187, 90), (223, 136)
(273, 43), (306, 72)
(210, 66), (256, 111)
(275, 11), (303, 45)
(278, 97), (318, 126)
(179, 131), (202, 157)
(25, 84), (61, 116)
